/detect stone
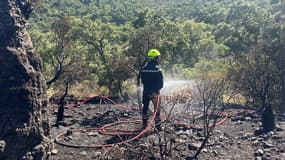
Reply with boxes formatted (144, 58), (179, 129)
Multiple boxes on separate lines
(212, 150), (219, 156)
(185, 129), (193, 136)
(276, 126), (284, 132)
(252, 140), (259, 146)
(188, 143), (200, 150)
(215, 130), (222, 134)
(265, 152), (271, 157)
(241, 132), (253, 140)
(67, 136), (73, 140)
(196, 132), (203, 137)
(255, 156), (262, 160)
(260, 134), (269, 140)
(263, 141), (274, 148)
(176, 130), (185, 136)
(280, 153), (285, 159)
(175, 138), (186, 143)
(93, 151), (102, 157)
(0, 140), (5, 152)
(268, 131), (275, 136)
(51, 149), (58, 155)
(245, 117), (252, 121)
(65, 129), (73, 136)
(236, 120), (243, 124)
(87, 132), (99, 136)
(271, 135), (282, 140)
(254, 149), (264, 156)
(202, 148), (208, 153)
(257, 137), (264, 142)
(262, 157), (270, 160)
(250, 136), (257, 141)
(218, 135), (227, 142)
(79, 151), (87, 156)
(279, 148), (285, 153)
(254, 128), (263, 136)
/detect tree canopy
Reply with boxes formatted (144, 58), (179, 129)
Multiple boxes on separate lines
(28, 0), (285, 110)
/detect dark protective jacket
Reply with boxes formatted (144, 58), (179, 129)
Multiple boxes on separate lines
(138, 60), (163, 95)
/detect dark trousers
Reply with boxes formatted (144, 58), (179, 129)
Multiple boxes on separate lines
(142, 92), (161, 130)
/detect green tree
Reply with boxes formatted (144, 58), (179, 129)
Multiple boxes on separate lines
(230, 44), (281, 131)
(81, 18), (132, 96)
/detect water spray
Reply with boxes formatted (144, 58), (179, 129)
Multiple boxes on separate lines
(161, 80), (193, 95)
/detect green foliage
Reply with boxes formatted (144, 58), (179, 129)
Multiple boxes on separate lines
(190, 58), (229, 81)
(229, 45), (282, 107)
(27, 0), (285, 107)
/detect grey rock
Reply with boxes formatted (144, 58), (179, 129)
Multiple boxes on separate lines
(180, 134), (188, 140)
(93, 151), (102, 157)
(268, 131), (275, 136)
(263, 141), (274, 148)
(65, 129), (73, 136)
(176, 130), (184, 136)
(87, 132), (99, 136)
(252, 140), (259, 146)
(202, 148), (208, 153)
(263, 148), (271, 152)
(196, 132), (203, 137)
(51, 149), (58, 155)
(280, 153), (285, 159)
(241, 132), (253, 140)
(215, 130), (222, 134)
(271, 135), (282, 140)
(260, 134), (269, 141)
(0, 140), (6, 152)
(188, 143), (200, 150)
(245, 116), (252, 121)
(250, 136), (257, 141)
(232, 115), (245, 122)
(174, 138), (186, 143)
(276, 126), (284, 132)
(255, 156), (262, 160)
(265, 152), (271, 157)
(261, 157), (270, 160)
(79, 151), (87, 156)
(212, 150), (219, 156)
(254, 149), (264, 156)
(236, 120), (243, 124)
(180, 150), (189, 157)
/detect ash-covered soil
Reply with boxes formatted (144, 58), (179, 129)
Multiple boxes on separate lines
(47, 96), (285, 160)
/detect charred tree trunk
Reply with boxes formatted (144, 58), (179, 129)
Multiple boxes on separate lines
(262, 104), (276, 132)
(0, 0), (50, 159)
(56, 82), (69, 126)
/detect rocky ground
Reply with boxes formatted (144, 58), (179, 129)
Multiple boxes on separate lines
(47, 96), (285, 160)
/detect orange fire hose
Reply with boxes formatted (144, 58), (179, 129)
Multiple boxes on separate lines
(55, 95), (255, 148)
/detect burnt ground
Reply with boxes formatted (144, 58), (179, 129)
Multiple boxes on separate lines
(47, 96), (285, 160)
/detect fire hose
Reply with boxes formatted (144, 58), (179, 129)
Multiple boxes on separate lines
(55, 94), (255, 148)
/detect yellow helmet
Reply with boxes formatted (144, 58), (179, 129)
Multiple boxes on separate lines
(147, 49), (161, 58)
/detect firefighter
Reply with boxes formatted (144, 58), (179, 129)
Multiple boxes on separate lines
(138, 49), (164, 131)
